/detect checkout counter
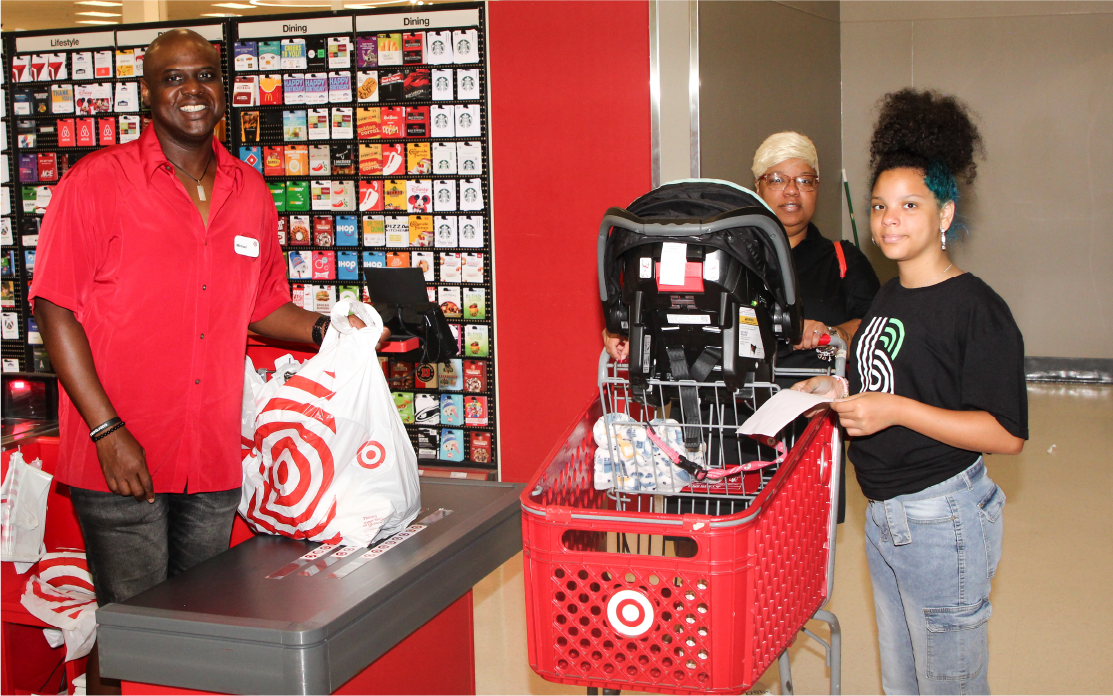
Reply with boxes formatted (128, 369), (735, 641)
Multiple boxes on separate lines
(1, 372), (523, 695)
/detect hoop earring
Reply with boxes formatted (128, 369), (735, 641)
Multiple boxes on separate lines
(941, 228), (947, 250)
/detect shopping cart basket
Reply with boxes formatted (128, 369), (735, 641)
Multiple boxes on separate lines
(521, 347), (845, 695)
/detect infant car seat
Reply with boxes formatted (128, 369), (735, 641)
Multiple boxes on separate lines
(599, 180), (802, 446)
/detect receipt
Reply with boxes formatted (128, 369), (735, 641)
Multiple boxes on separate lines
(737, 389), (832, 437)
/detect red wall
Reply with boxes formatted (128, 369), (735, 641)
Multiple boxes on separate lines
(487, 2), (652, 483)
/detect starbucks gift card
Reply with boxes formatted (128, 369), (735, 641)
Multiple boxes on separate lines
(433, 180), (457, 212)
(431, 69), (454, 101)
(455, 104), (482, 138)
(426, 31), (454, 65)
(464, 324), (489, 358)
(463, 287), (486, 319)
(457, 142), (483, 175)
(459, 179), (484, 211)
(362, 216), (385, 246)
(440, 394), (464, 427)
(430, 106), (454, 139)
(457, 69), (481, 100)
(452, 30), (479, 64)
(434, 216), (458, 247)
(459, 216), (484, 248)
(432, 142), (457, 175)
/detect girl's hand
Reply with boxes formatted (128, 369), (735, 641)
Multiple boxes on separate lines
(791, 375), (840, 399)
(830, 392), (902, 437)
(603, 329), (629, 362)
(794, 319), (829, 350)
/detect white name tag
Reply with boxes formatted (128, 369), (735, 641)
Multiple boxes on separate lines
(234, 235), (260, 258)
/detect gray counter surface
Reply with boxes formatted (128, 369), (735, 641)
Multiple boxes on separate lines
(96, 479), (523, 694)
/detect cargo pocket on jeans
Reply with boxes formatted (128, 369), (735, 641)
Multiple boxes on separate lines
(979, 484), (1006, 578)
(923, 599), (992, 681)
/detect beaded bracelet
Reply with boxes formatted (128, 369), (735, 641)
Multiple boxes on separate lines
(90, 417), (125, 442)
(833, 375), (850, 399)
(312, 315), (331, 347)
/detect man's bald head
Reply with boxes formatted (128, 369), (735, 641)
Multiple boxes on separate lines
(140, 28), (225, 147)
(144, 29), (221, 78)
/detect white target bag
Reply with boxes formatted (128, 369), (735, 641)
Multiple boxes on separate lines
(239, 301), (421, 546)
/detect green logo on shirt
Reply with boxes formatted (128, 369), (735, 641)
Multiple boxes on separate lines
(857, 317), (904, 393)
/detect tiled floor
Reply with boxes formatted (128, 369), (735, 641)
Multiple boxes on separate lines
(473, 384), (1113, 694)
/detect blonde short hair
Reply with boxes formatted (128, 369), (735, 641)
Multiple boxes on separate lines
(751, 132), (819, 180)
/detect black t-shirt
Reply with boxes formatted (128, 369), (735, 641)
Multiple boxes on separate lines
(847, 273), (1028, 500)
(778, 224), (880, 370)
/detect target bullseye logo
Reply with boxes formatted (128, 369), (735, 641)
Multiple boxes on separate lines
(607, 589), (655, 637)
(358, 441), (386, 469)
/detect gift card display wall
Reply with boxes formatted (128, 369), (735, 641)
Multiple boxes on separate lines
(1, 23), (229, 373)
(1, 42), (26, 372)
(230, 6), (496, 470)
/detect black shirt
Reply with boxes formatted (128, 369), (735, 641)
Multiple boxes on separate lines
(847, 274), (1028, 500)
(778, 224), (881, 370)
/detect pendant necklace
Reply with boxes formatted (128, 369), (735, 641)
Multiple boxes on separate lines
(167, 149), (214, 202)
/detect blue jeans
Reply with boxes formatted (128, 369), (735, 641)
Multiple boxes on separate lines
(865, 459), (1006, 695)
(70, 487), (240, 606)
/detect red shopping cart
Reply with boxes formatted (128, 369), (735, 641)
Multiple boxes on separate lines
(521, 349), (844, 695)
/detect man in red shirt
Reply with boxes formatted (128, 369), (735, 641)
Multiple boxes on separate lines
(30, 30), (369, 619)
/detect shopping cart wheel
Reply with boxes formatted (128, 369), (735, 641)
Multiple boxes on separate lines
(586, 689), (621, 695)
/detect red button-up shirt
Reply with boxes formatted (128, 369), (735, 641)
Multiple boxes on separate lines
(30, 126), (290, 493)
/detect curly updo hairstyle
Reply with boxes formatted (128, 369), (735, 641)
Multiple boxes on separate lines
(868, 88), (984, 210)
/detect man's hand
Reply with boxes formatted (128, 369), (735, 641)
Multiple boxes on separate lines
(96, 427), (155, 502)
(603, 329), (629, 362)
(830, 392), (902, 437)
(794, 319), (829, 350)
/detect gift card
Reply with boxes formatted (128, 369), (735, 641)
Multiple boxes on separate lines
(269, 182), (287, 211)
(459, 216), (483, 248)
(356, 71), (379, 103)
(440, 394), (464, 427)
(403, 68), (431, 100)
(356, 107), (381, 139)
(306, 37), (327, 71)
(462, 253), (484, 283)
(283, 73), (305, 104)
(233, 76), (257, 107)
(384, 179), (407, 211)
(286, 181), (309, 210)
(378, 33), (403, 66)
(304, 74), (328, 105)
(259, 75), (283, 105)
(356, 36), (378, 67)
(337, 250), (359, 279)
(312, 250), (336, 279)
(328, 71), (352, 103)
(470, 431), (492, 463)
(94, 50), (113, 78)
(434, 216), (457, 247)
(281, 39), (307, 70)
(313, 215), (334, 245)
(234, 42), (258, 71)
(289, 215), (311, 245)
(415, 393), (440, 425)
(362, 215), (385, 246)
(51, 84), (75, 114)
(464, 324), (489, 358)
(284, 145), (308, 176)
(407, 143), (432, 175)
(403, 32), (426, 65)
(115, 50), (136, 79)
(359, 180), (383, 211)
(288, 251), (311, 279)
(415, 362), (438, 390)
(432, 142), (456, 175)
(439, 252), (462, 283)
(307, 108), (330, 140)
(338, 285), (360, 303)
(283, 110), (307, 141)
(459, 179), (484, 211)
(259, 41), (281, 70)
(309, 145), (331, 176)
(239, 146), (262, 174)
(416, 428), (439, 459)
(311, 180), (332, 211)
(409, 215), (433, 247)
(433, 179), (457, 212)
(276, 216), (288, 245)
(382, 144), (405, 176)
(431, 69), (454, 101)
(386, 250), (410, 268)
(426, 31), (453, 65)
(455, 104), (481, 138)
(71, 52), (93, 80)
(327, 36), (352, 69)
(380, 106), (405, 139)
(389, 362), (414, 390)
(98, 117), (115, 145)
(362, 250), (387, 268)
(240, 110), (260, 142)
(331, 143), (356, 175)
(407, 179), (432, 213)
(405, 105), (429, 138)
(336, 215), (358, 246)
(313, 285), (337, 313)
(457, 142), (483, 176)
(430, 106), (454, 139)
(439, 286), (462, 318)
(457, 69), (480, 100)
(463, 360), (487, 392)
(379, 69), (404, 101)
(411, 250), (434, 280)
(385, 217), (409, 248)
(452, 30), (479, 64)
(331, 180), (356, 211)
(439, 358), (463, 391)
(331, 107), (353, 139)
(37, 153), (58, 183)
(464, 395), (488, 427)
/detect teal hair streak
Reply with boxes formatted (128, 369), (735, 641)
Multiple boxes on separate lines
(924, 160), (960, 236)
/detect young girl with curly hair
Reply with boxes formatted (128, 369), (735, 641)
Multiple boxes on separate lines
(795, 89), (1027, 694)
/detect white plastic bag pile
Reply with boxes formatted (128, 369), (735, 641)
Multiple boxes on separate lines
(1, 451), (52, 565)
(240, 301), (421, 546)
(592, 414), (701, 493)
(20, 550), (98, 660)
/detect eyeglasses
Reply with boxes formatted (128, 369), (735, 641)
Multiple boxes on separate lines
(758, 172), (819, 192)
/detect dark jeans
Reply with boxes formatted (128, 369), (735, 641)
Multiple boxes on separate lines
(69, 487), (240, 606)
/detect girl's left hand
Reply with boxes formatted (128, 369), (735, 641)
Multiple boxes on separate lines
(830, 392), (902, 437)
